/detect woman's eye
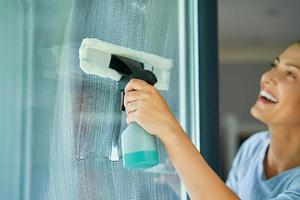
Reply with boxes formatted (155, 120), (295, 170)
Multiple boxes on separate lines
(286, 71), (297, 79)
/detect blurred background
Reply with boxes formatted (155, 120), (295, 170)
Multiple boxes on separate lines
(218, 0), (300, 176)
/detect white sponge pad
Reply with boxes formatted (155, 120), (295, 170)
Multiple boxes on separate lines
(79, 38), (173, 90)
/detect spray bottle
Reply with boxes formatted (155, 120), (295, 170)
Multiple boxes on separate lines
(79, 38), (173, 170)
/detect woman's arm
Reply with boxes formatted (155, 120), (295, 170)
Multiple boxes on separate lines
(161, 122), (239, 200)
(124, 79), (240, 200)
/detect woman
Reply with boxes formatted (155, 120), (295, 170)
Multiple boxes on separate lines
(124, 41), (300, 200)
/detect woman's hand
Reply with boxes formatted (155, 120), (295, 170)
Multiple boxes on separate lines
(124, 79), (180, 140)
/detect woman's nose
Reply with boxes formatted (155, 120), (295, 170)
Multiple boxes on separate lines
(261, 70), (277, 86)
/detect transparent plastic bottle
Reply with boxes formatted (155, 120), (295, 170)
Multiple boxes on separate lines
(121, 123), (159, 170)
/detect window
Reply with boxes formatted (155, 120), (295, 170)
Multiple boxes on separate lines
(0, 0), (200, 199)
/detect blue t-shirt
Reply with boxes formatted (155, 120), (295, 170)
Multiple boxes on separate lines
(226, 131), (300, 200)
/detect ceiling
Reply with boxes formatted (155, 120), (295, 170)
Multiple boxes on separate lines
(218, 0), (300, 63)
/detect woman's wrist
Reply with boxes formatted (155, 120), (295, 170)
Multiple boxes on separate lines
(157, 117), (186, 146)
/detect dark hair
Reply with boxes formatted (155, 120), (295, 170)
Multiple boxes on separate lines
(289, 40), (300, 47)
(295, 40), (300, 45)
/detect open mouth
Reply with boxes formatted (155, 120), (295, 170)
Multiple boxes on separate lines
(259, 89), (278, 104)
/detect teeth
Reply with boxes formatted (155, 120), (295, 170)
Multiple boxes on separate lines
(260, 90), (278, 103)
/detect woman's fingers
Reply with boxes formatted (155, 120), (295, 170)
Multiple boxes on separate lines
(126, 110), (138, 124)
(125, 79), (154, 93)
(123, 78), (178, 138)
(124, 79), (156, 107)
(124, 91), (150, 106)
(125, 101), (139, 114)
(124, 79), (154, 124)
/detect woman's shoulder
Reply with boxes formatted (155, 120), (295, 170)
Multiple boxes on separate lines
(241, 131), (269, 151)
(233, 131), (269, 167)
(226, 131), (270, 191)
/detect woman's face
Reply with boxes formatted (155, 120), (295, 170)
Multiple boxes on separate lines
(251, 43), (300, 126)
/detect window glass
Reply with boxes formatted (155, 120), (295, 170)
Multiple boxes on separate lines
(0, 0), (187, 199)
